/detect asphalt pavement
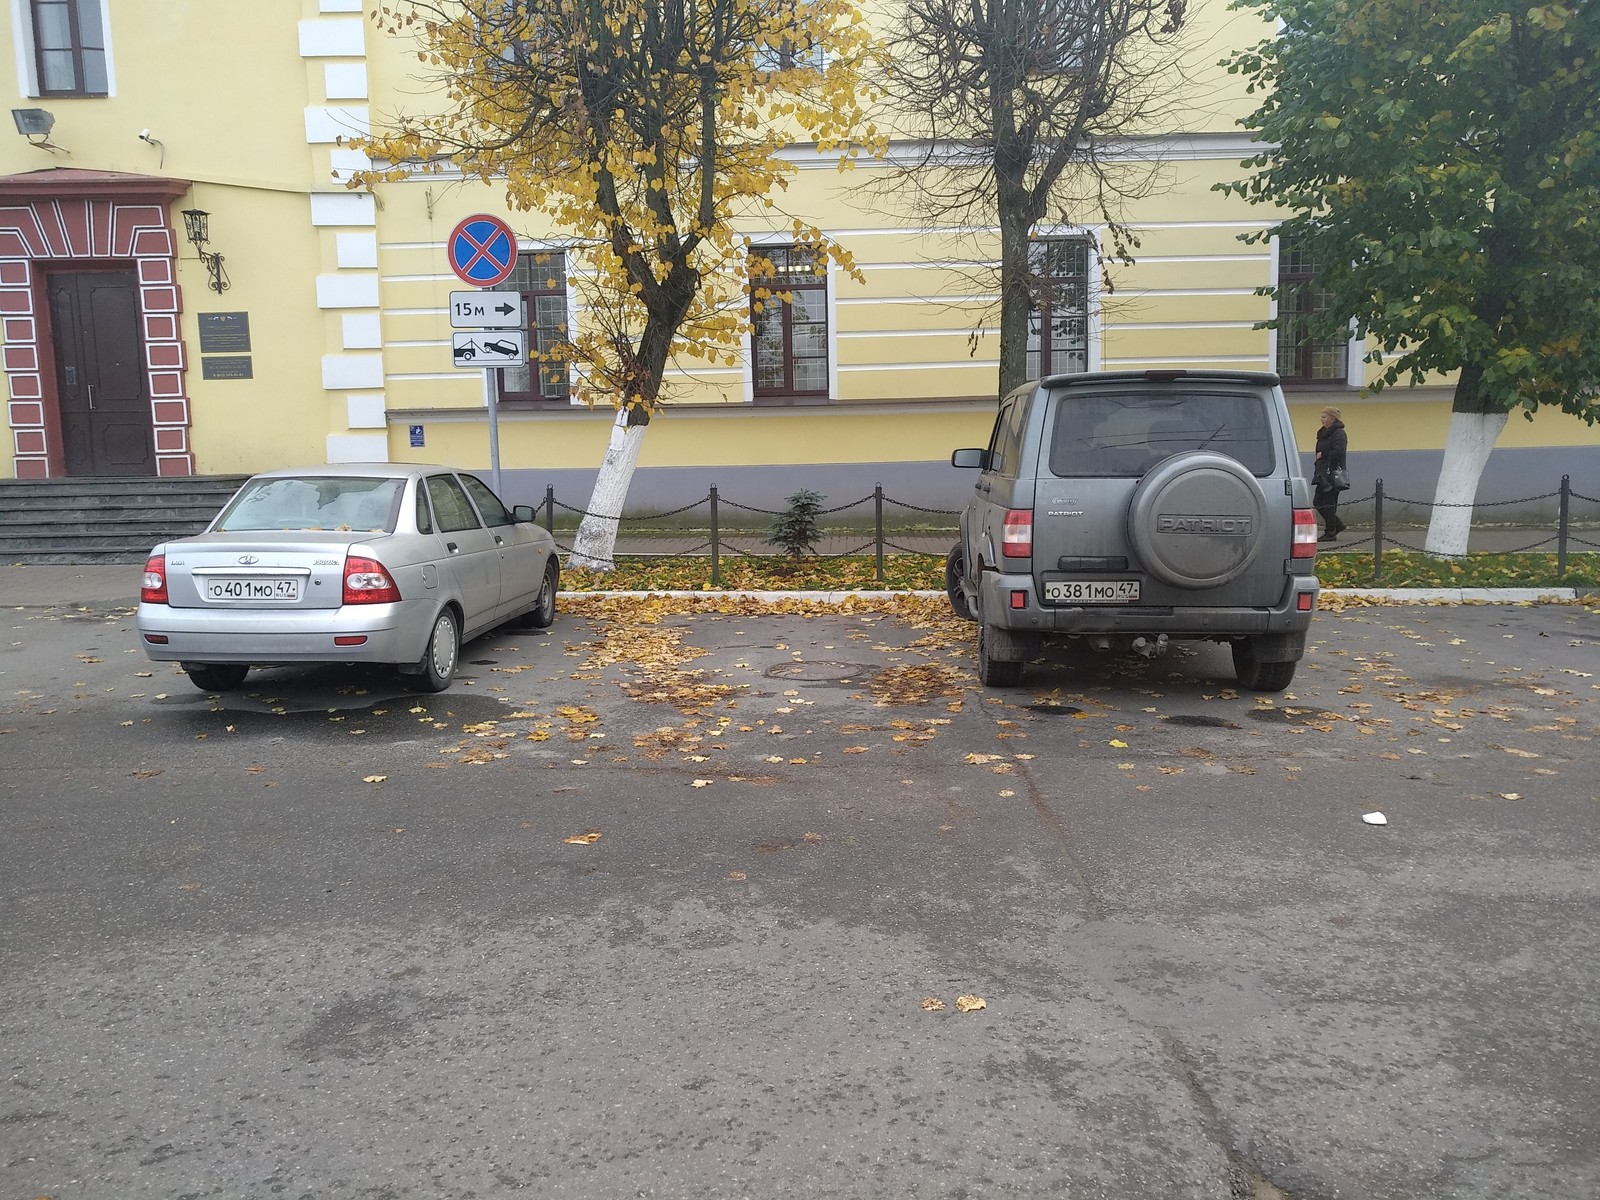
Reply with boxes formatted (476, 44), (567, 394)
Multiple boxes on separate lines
(3, 590), (1598, 1199)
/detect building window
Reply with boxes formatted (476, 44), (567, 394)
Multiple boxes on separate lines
(754, 40), (828, 73)
(1027, 237), (1089, 378)
(1275, 238), (1348, 384)
(29, 0), (107, 97)
(751, 246), (829, 402)
(498, 251), (571, 403)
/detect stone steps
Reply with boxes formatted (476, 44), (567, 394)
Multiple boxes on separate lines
(0, 476), (247, 564)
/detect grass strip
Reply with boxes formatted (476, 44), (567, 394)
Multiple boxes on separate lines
(562, 550), (1599, 594)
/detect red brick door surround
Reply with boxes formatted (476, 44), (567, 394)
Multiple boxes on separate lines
(0, 169), (193, 478)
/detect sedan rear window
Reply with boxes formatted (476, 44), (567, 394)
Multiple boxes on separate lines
(1046, 389), (1277, 477)
(214, 477), (404, 533)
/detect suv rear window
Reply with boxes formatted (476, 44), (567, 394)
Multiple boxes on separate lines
(1045, 388), (1277, 477)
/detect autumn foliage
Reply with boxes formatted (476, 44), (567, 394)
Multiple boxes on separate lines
(354, 0), (883, 413)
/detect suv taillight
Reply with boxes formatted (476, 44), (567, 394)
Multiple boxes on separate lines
(1002, 509), (1033, 558)
(343, 555), (402, 604)
(1292, 509), (1319, 558)
(140, 554), (168, 604)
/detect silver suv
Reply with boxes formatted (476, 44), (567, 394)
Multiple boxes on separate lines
(948, 370), (1320, 691)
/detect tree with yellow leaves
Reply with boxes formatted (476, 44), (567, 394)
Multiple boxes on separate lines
(353, 1), (881, 568)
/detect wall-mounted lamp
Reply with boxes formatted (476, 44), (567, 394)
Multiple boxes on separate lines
(11, 107), (65, 153)
(180, 208), (230, 294)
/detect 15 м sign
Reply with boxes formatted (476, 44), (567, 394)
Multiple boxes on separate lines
(449, 290), (524, 329)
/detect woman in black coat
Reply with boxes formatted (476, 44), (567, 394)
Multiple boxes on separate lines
(1313, 405), (1348, 540)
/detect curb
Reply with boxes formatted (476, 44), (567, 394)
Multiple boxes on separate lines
(562, 588), (1582, 604)
(8, 587), (1587, 611)
(1325, 587), (1579, 603)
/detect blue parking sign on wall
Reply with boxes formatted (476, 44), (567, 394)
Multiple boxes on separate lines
(409, 425), (425, 448)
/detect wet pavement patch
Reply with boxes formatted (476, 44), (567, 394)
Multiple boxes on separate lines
(1027, 702), (1085, 716)
(1162, 714), (1243, 730)
(1243, 707), (1322, 726)
(156, 692), (511, 739)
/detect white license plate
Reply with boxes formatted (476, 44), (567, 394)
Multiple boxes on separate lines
(1044, 579), (1141, 604)
(206, 577), (301, 601)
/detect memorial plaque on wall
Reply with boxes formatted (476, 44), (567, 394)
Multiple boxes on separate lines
(198, 312), (251, 354)
(202, 356), (254, 380)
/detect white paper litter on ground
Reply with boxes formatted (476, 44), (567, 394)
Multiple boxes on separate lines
(1362, 812), (1388, 826)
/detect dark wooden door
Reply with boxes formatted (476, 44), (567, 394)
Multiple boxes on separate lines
(49, 271), (155, 476)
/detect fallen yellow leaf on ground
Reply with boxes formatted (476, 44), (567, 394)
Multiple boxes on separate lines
(363, 775), (386, 783)
(920, 997), (947, 1011)
(955, 995), (986, 1013)
(564, 830), (603, 845)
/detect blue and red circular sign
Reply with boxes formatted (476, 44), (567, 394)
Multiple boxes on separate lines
(447, 214), (518, 287)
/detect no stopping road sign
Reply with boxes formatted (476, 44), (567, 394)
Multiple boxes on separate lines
(448, 214), (518, 287)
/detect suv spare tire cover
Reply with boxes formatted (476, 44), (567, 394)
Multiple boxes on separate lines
(1127, 451), (1268, 589)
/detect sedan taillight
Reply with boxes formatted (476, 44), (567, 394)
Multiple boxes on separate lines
(1292, 509), (1319, 558)
(140, 554), (168, 604)
(1001, 509), (1033, 558)
(343, 555), (402, 604)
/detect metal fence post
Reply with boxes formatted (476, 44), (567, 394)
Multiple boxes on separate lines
(1558, 473), (1570, 579)
(709, 485), (720, 588)
(874, 484), (885, 583)
(1373, 478), (1384, 581)
(543, 485), (555, 536)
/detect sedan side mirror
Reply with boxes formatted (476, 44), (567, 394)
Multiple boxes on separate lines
(512, 505), (537, 523)
(951, 448), (988, 469)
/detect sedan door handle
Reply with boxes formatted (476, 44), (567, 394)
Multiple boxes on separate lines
(493, 535), (504, 546)
(446, 541), (459, 553)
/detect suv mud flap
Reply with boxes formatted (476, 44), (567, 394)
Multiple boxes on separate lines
(983, 621), (1038, 662)
(1237, 630), (1305, 662)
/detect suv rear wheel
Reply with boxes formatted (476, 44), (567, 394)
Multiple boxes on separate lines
(945, 544), (974, 621)
(976, 594), (1024, 687)
(1231, 636), (1297, 692)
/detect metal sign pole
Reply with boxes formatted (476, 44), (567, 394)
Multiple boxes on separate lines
(485, 366), (503, 495)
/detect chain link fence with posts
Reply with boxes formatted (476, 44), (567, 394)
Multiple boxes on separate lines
(532, 475), (1599, 586)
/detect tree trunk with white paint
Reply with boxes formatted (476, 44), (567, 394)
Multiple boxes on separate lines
(568, 408), (648, 570)
(1423, 410), (1508, 557)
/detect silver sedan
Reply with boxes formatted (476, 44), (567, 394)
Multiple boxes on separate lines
(136, 464), (560, 692)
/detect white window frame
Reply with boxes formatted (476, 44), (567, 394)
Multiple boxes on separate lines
(12, 0), (115, 98)
(1029, 223), (1104, 375)
(742, 233), (838, 404)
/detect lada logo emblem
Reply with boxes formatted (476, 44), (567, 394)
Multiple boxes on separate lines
(238, 554), (259, 565)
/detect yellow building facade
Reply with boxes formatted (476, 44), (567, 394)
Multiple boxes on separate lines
(2, 0), (1594, 517)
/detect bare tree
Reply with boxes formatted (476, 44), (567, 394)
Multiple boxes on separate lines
(884, 0), (1190, 396)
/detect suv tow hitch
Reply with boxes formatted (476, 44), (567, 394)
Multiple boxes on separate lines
(1131, 634), (1170, 659)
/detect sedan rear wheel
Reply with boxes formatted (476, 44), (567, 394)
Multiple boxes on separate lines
(406, 608), (460, 692)
(521, 559), (558, 629)
(185, 664), (250, 692)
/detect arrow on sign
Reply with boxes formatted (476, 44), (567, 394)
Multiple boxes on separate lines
(494, 301), (517, 316)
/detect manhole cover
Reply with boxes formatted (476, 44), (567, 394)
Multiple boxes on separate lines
(765, 661), (870, 684)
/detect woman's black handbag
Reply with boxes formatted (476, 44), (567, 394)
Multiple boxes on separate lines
(1329, 466), (1350, 492)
